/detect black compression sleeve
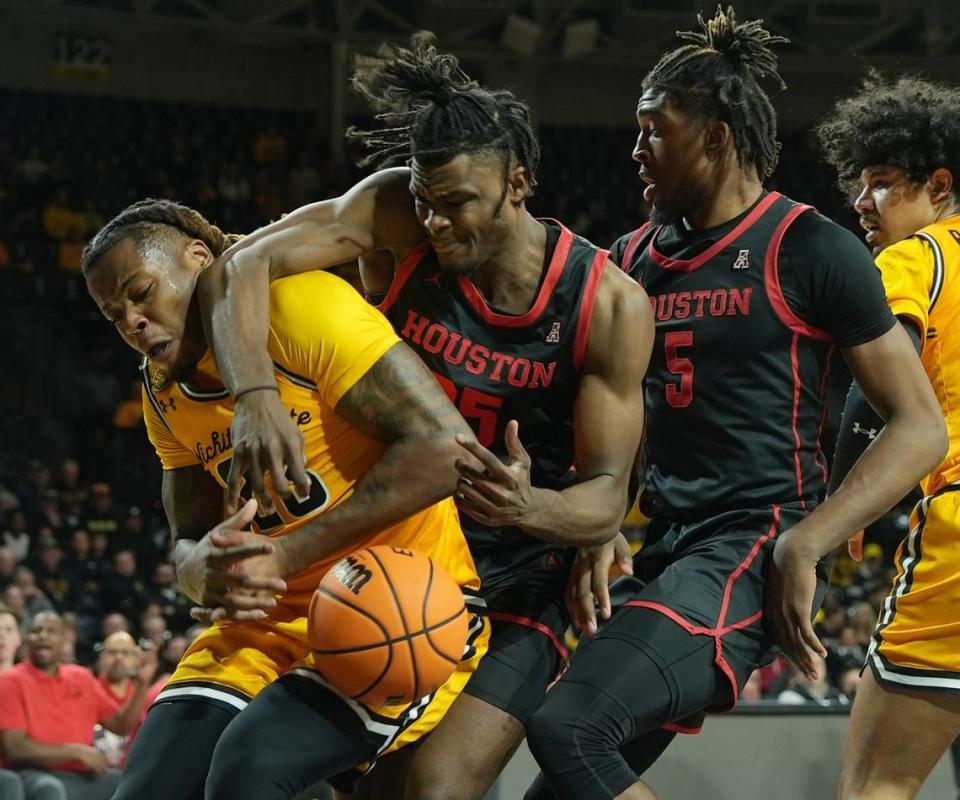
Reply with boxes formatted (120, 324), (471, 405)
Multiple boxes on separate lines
(828, 319), (924, 494)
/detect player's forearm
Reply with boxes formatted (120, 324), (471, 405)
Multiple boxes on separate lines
(522, 475), (627, 546)
(199, 249), (275, 395)
(279, 438), (461, 575)
(827, 381), (885, 495)
(785, 412), (945, 558)
(171, 538), (203, 603)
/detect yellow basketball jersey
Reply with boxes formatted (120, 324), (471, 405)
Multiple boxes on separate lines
(876, 213), (960, 494)
(141, 271), (480, 596)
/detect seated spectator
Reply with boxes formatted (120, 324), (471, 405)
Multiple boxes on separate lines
(3, 587), (27, 634)
(111, 382), (143, 432)
(41, 188), (84, 242)
(55, 460), (86, 515)
(100, 613), (130, 639)
(65, 530), (102, 600)
(0, 612), (153, 800)
(11, 568), (53, 631)
(0, 547), (18, 592)
(56, 226), (85, 273)
(138, 614), (169, 651)
(35, 490), (67, 538)
(2, 511), (30, 564)
(100, 550), (145, 620)
(145, 562), (192, 632)
(0, 607), (22, 671)
(32, 541), (79, 612)
(82, 484), (120, 541)
(777, 654), (849, 707)
(94, 632), (155, 769)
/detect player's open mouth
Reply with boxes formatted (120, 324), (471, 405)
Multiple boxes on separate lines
(860, 219), (881, 244)
(639, 171), (656, 202)
(147, 341), (171, 361)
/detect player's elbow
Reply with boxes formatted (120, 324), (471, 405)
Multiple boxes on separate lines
(922, 411), (949, 473)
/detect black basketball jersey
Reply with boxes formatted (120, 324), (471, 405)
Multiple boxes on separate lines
(378, 220), (608, 585)
(614, 192), (838, 518)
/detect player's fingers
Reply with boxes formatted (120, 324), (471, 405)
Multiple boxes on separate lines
(848, 530), (864, 562)
(454, 434), (512, 478)
(202, 590), (277, 612)
(613, 535), (634, 577)
(234, 574), (287, 593)
(592, 561), (613, 621)
(453, 497), (497, 527)
(245, 454), (272, 513)
(503, 420), (528, 466)
(217, 499), (258, 539)
(286, 440), (311, 501)
(225, 446), (249, 509)
(575, 566), (598, 635)
(455, 484), (503, 515)
(207, 542), (274, 564)
(266, 442), (292, 499)
(189, 607), (215, 624)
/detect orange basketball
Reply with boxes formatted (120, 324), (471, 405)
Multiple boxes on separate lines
(307, 545), (469, 706)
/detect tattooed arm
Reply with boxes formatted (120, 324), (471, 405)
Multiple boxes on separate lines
(273, 342), (474, 576)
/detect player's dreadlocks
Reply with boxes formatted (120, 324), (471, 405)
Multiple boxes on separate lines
(81, 199), (242, 273)
(643, 5), (788, 179)
(348, 31), (541, 192)
(817, 72), (960, 197)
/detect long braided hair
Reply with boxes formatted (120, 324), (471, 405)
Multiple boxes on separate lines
(81, 198), (242, 273)
(348, 31), (541, 192)
(643, 5), (788, 179)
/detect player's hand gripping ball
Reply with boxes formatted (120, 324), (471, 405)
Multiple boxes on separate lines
(308, 546), (469, 706)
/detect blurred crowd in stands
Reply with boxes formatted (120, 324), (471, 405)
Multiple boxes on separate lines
(0, 88), (911, 790)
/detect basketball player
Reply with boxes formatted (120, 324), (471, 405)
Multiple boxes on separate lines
(81, 199), (489, 800)
(196, 34), (652, 800)
(519, 9), (947, 799)
(818, 73), (960, 800)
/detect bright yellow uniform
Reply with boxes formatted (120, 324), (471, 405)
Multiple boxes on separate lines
(869, 214), (960, 692)
(143, 271), (488, 758)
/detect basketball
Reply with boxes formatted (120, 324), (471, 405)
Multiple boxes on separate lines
(307, 545), (469, 706)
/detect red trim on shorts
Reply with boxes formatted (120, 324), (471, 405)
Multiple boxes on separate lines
(647, 192), (781, 272)
(623, 505), (782, 710)
(620, 222), (652, 272)
(488, 611), (570, 661)
(763, 205), (832, 341)
(376, 239), (432, 314)
(455, 222), (573, 328)
(662, 721), (703, 735)
(573, 248), (609, 370)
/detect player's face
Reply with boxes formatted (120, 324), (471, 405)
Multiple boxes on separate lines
(86, 236), (208, 380)
(633, 92), (711, 224)
(25, 612), (64, 669)
(854, 166), (939, 254)
(409, 153), (521, 273)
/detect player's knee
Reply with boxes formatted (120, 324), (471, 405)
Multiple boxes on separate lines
(527, 689), (618, 774)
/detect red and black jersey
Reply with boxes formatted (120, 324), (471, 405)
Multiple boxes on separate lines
(378, 220), (608, 586)
(612, 191), (895, 520)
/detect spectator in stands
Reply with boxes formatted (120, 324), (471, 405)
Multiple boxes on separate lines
(0, 607), (22, 671)
(32, 541), (78, 612)
(57, 225), (85, 273)
(94, 632), (152, 769)
(0, 546), (18, 591)
(41, 188), (84, 242)
(66, 530), (101, 599)
(100, 550), (145, 620)
(3, 587), (26, 633)
(138, 614), (169, 651)
(145, 562), (192, 632)
(35, 490), (66, 538)
(2, 510), (30, 563)
(100, 613), (130, 638)
(111, 381), (143, 431)
(777, 654), (849, 707)
(82, 483), (120, 541)
(55, 459), (86, 515)
(12, 567), (53, 630)
(0, 611), (153, 800)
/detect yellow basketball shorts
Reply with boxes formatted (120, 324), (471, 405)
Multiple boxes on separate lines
(156, 590), (490, 758)
(868, 485), (960, 693)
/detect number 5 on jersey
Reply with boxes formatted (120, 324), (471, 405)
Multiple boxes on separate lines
(664, 330), (694, 408)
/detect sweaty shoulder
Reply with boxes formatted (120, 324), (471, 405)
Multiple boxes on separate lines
(585, 261), (653, 370)
(267, 271), (400, 407)
(779, 209), (895, 348)
(875, 234), (937, 340)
